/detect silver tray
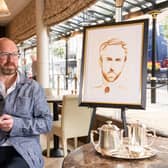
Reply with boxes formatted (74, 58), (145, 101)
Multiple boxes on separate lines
(95, 145), (157, 160)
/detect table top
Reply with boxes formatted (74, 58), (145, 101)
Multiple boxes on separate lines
(46, 95), (62, 102)
(63, 137), (168, 168)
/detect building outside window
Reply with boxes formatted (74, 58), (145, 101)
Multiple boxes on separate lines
(19, 46), (37, 79)
(66, 34), (83, 94)
(49, 39), (66, 92)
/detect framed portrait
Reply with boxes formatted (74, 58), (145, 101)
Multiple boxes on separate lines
(79, 19), (148, 109)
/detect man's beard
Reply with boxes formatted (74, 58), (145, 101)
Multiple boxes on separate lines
(0, 62), (17, 75)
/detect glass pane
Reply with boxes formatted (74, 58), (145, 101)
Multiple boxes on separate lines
(67, 34), (83, 94)
(21, 47), (37, 79)
(49, 39), (66, 91)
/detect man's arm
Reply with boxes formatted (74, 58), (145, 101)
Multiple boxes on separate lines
(8, 84), (52, 137)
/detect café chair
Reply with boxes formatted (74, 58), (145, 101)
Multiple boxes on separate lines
(44, 88), (58, 114)
(46, 94), (92, 157)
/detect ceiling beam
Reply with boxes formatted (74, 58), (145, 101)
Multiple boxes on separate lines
(125, 0), (147, 9)
(88, 9), (113, 18)
(50, 27), (65, 34)
(95, 4), (115, 14)
(115, 0), (124, 7)
(102, 0), (129, 12)
(141, 0), (168, 13)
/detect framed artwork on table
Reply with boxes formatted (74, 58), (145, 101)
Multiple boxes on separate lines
(79, 19), (149, 109)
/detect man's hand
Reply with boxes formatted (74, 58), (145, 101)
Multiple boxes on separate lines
(0, 114), (14, 132)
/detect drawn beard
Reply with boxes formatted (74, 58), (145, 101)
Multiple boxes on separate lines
(103, 69), (119, 82)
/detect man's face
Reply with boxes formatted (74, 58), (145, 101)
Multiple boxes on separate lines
(0, 40), (19, 76)
(100, 45), (126, 82)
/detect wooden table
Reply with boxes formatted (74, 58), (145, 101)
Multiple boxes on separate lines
(63, 137), (168, 168)
(43, 96), (63, 157)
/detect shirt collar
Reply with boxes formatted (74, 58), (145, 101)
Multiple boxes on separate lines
(0, 72), (20, 97)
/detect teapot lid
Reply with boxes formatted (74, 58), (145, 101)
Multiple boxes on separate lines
(100, 121), (120, 131)
(130, 120), (146, 128)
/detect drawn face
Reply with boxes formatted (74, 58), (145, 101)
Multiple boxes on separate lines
(100, 45), (126, 82)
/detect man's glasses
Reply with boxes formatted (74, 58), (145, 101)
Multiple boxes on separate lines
(0, 52), (20, 59)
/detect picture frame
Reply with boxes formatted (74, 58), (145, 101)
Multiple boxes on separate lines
(79, 19), (149, 109)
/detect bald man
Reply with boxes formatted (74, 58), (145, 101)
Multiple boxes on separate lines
(0, 38), (52, 168)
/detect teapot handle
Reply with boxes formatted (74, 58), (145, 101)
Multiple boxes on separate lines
(90, 130), (98, 147)
(146, 128), (156, 147)
(120, 129), (124, 147)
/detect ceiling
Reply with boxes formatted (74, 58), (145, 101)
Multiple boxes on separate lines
(1, 0), (168, 45)
(49, 0), (168, 41)
(0, 0), (31, 25)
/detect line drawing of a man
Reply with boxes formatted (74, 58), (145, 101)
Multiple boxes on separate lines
(95, 38), (128, 94)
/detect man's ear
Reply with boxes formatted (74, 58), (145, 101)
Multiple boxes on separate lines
(99, 56), (102, 66)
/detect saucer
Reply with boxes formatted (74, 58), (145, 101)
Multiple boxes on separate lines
(95, 145), (157, 160)
(94, 145), (119, 156)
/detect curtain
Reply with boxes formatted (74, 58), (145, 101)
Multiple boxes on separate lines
(6, 0), (97, 43)
(6, 0), (36, 43)
(43, 0), (97, 26)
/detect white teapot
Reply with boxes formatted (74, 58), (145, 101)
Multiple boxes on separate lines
(91, 121), (123, 153)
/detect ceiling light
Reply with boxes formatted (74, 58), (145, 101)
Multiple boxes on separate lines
(105, 17), (111, 21)
(97, 20), (104, 24)
(130, 7), (141, 12)
(90, 22), (97, 26)
(80, 22), (90, 26)
(75, 28), (79, 31)
(0, 0), (11, 17)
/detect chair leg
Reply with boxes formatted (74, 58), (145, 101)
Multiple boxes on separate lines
(62, 138), (68, 157)
(46, 134), (51, 157)
(74, 137), (78, 149)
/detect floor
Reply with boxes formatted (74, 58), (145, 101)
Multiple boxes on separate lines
(44, 157), (63, 168)
(40, 134), (64, 168)
(40, 134), (84, 168)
